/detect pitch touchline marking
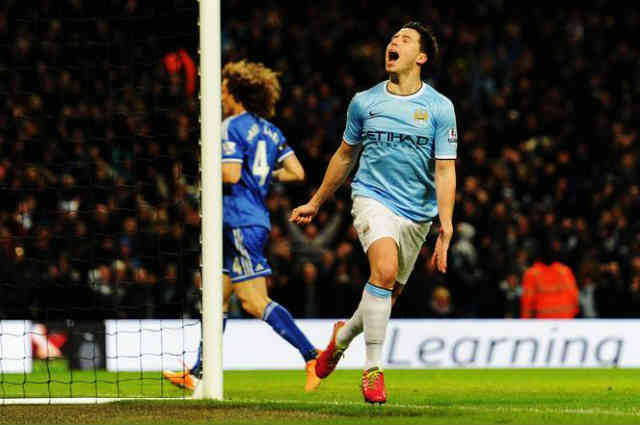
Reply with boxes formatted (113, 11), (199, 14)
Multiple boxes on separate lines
(225, 398), (640, 417)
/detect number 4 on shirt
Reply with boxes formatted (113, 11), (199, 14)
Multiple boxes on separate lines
(252, 140), (270, 186)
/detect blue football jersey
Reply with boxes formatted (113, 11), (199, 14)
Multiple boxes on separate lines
(343, 81), (458, 222)
(222, 112), (293, 229)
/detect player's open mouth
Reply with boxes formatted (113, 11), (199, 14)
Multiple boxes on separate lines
(388, 51), (399, 64)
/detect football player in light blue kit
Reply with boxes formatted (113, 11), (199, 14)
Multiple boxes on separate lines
(164, 61), (322, 393)
(290, 22), (458, 403)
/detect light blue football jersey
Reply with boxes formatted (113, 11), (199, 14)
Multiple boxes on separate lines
(343, 81), (458, 222)
(221, 112), (293, 229)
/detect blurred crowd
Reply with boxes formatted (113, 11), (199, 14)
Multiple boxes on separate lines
(1, 0), (639, 320)
(0, 0), (201, 319)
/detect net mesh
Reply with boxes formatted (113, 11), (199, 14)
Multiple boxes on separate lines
(0, 0), (201, 399)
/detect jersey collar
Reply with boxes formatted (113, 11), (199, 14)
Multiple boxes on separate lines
(384, 80), (425, 99)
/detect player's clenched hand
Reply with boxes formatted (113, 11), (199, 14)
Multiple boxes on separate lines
(289, 203), (319, 225)
(430, 226), (453, 273)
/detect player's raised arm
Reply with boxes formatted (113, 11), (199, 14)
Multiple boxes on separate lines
(289, 140), (361, 224)
(273, 153), (305, 182)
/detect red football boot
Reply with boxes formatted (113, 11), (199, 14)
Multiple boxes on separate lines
(315, 321), (347, 379)
(361, 367), (386, 404)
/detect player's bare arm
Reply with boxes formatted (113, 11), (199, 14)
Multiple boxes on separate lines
(273, 153), (305, 182)
(289, 140), (361, 224)
(222, 162), (242, 184)
(431, 158), (456, 273)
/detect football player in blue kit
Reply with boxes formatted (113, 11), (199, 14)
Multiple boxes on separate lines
(290, 22), (458, 403)
(164, 61), (321, 392)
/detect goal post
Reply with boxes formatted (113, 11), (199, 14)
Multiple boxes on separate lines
(196, 0), (224, 400)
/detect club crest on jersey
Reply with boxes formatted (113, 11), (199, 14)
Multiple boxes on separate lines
(448, 128), (458, 144)
(413, 109), (429, 127)
(223, 141), (236, 155)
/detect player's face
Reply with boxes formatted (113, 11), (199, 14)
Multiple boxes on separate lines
(385, 28), (426, 74)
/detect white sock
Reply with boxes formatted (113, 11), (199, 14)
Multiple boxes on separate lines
(336, 298), (364, 346)
(362, 282), (392, 370)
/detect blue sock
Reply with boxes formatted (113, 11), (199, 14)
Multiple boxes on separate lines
(263, 301), (317, 362)
(190, 341), (202, 377)
(190, 313), (227, 377)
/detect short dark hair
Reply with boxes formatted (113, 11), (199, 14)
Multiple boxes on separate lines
(402, 21), (439, 67)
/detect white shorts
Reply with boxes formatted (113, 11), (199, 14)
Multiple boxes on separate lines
(351, 196), (432, 285)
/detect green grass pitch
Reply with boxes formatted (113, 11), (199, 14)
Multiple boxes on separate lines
(1, 361), (640, 424)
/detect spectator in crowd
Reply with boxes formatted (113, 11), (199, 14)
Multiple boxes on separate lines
(520, 232), (579, 319)
(594, 260), (631, 318)
(163, 49), (197, 97)
(428, 286), (454, 318)
(576, 259), (599, 318)
(449, 222), (484, 317)
(499, 272), (521, 318)
(283, 197), (345, 269)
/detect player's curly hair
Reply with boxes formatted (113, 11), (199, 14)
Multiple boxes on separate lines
(222, 60), (281, 118)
